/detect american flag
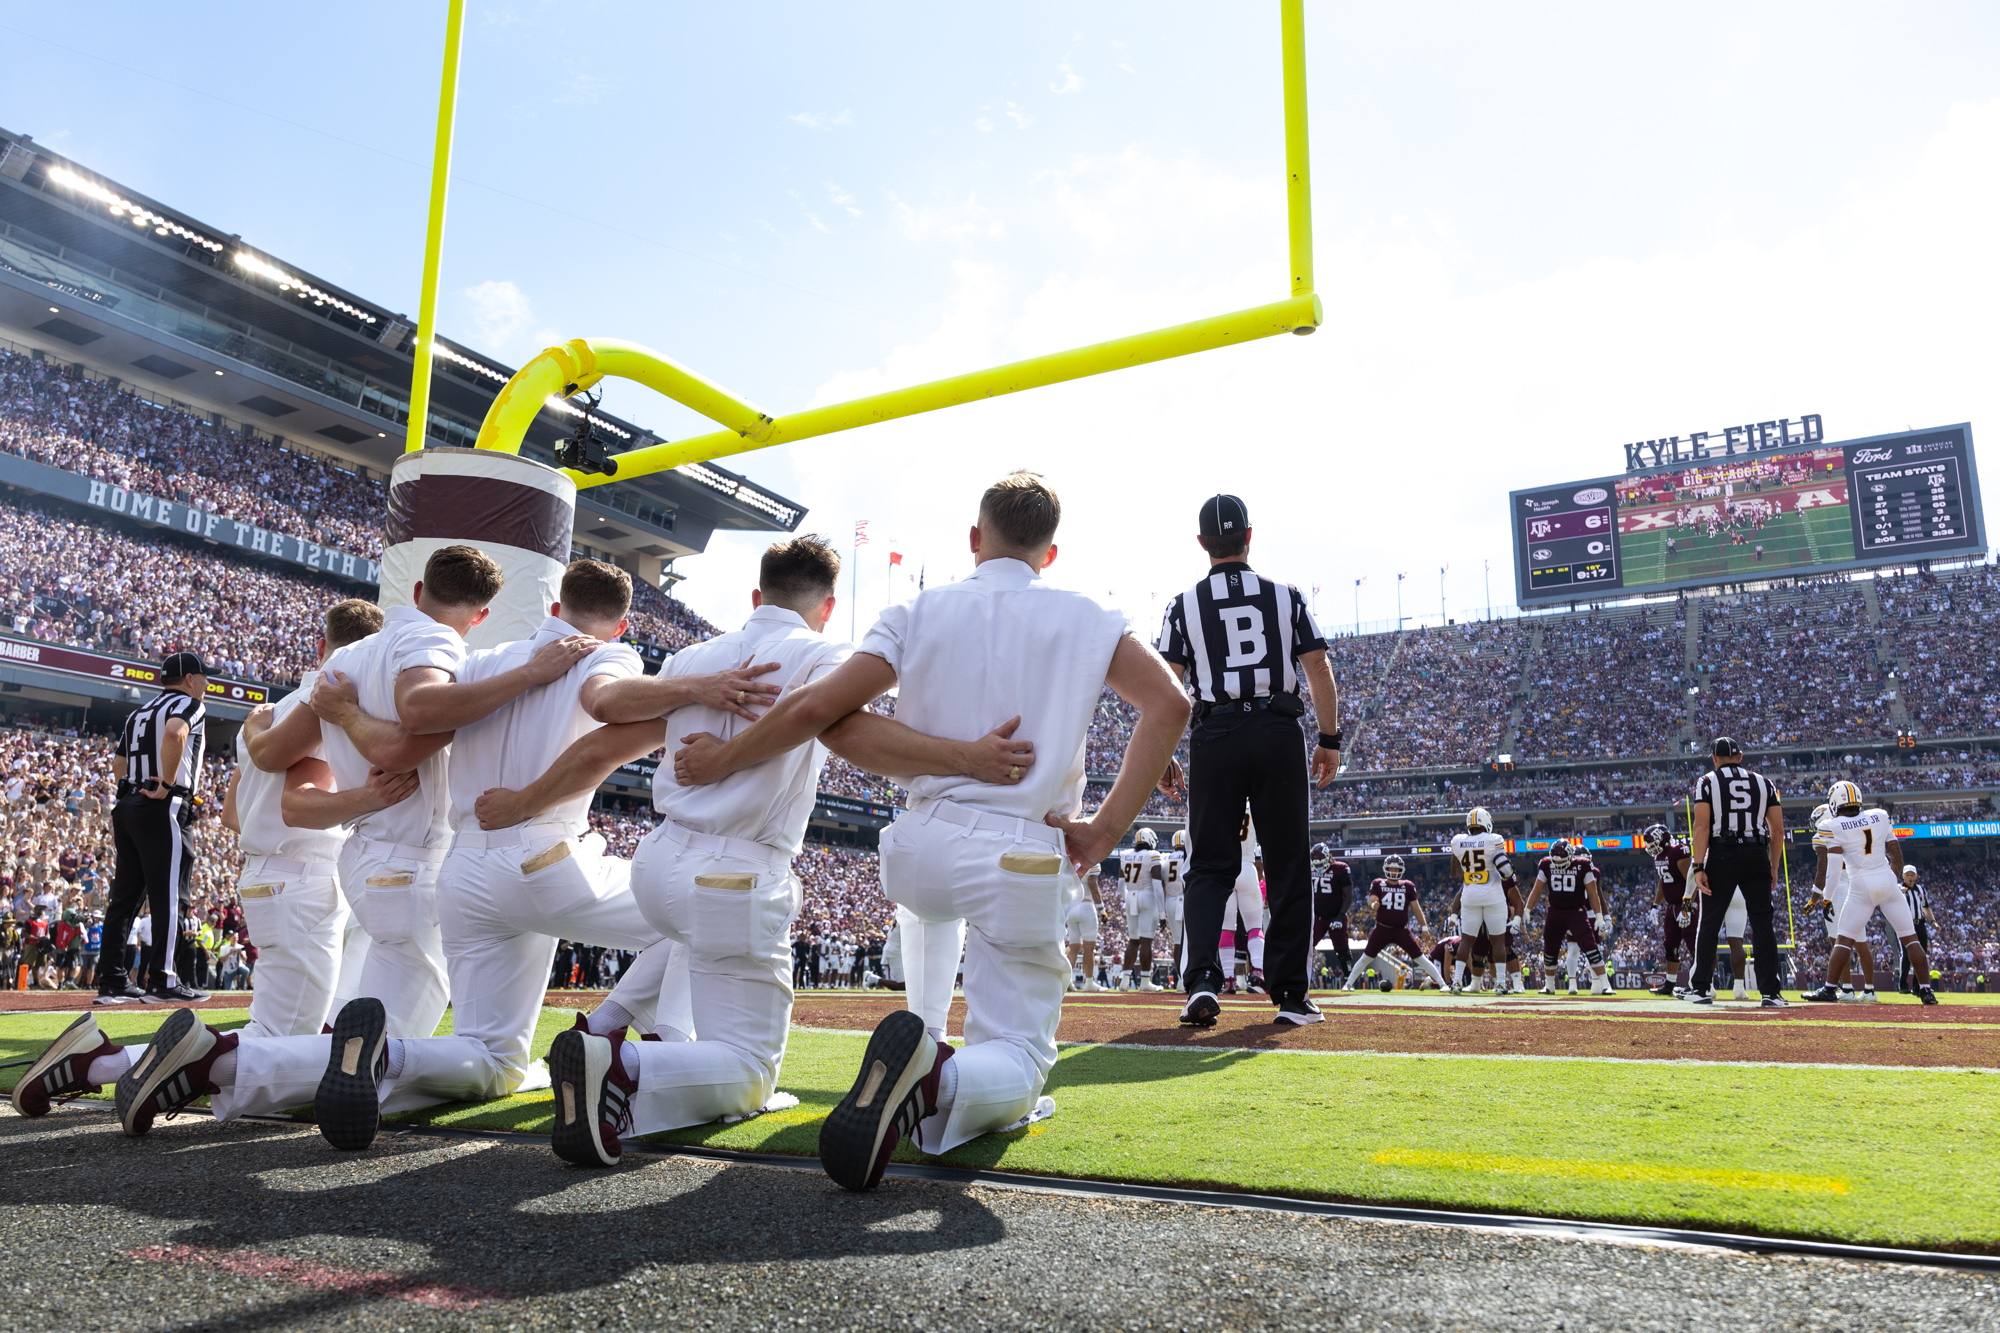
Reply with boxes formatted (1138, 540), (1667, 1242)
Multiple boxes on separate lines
(853, 519), (870, 548)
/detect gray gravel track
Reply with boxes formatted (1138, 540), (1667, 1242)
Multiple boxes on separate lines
(3, 1106), (1996, 1332)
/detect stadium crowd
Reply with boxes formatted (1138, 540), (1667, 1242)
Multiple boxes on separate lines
(1693, 585), (1895, 749)
(1515, 607), (1686, 761)
(0, 348), (385, 558)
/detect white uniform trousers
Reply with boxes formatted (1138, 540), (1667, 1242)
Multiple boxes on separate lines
(1836, 866), (1916, 939)
(882, 800), (1071, 1156)
(339, 835), (450, 1040)
(1226, 861), (1262, 932)
(236, 853), (348, 1040)
(898, 905), (966, 1038)
(619, 820), (799, 1135)
(332, 914), (372, 1014)
(209, 1033), (477, 1122)
(405, 824), (685, 1107)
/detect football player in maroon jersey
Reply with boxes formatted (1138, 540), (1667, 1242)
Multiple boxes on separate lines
(1524, 839), (1614, 995)
(1444, 880), (1527, 992)
(1344, 856), (1449, 991)
(1311, 844), (1354, 989)
(1643, 824), (1697, 997)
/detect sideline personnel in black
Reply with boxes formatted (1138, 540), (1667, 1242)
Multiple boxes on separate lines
(98, 651), (211, 1004)
(1686, 737), (1787, 1008)
(1157, 495), (1340, 1028)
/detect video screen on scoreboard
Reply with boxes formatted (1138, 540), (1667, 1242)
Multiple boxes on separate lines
(1509, 424), (1985, 605)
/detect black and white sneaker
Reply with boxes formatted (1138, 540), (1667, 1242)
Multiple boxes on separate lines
(11, 1012), (120, 1117)
(1178, 991), (1220, 1028)
(114, 1007), (233, 1137)
(95, 981), (145, 1006)
(549, 1028), (636, 1167)
(1760, 996), (1790, 1008)
(1688, 992), (1714, 1006)
(1918, 986), (1940, 1006)
(819, 1009), (947, 1192)
(143, 982), (209, 1004)
(315, 998), (387, 1151)
(1274, 994), (1324, 1026)
(1803, 984), (1840, 1003)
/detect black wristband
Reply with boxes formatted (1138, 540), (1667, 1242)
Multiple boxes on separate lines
(1317, 730), (1342, 750)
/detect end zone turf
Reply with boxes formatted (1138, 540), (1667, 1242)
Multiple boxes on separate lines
(5, 998), (1994, 1252)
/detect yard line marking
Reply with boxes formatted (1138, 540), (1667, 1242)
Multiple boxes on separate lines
(1041, 1040), (1998, 1075)
(1370, 1148), (1849, 1195)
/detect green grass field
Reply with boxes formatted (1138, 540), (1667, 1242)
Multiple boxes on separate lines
(6, 1005), (1997, 1251)
(1619, 504), (1854, 586)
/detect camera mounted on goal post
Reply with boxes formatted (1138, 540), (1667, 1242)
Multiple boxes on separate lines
(555, 384), (619, 476)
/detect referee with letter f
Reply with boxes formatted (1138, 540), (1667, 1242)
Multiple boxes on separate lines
(99, 651), (211, 1004)
(1158, 495), (1340, 1028)
(1687, 736), (1787, 1007)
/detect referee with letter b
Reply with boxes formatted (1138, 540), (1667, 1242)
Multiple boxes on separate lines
(1686, 736), (1787, 1007)
(1158, 495), (1341, 1028)
(98, 651), (211, 1004)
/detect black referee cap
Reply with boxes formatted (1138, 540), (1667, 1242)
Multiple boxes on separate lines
(1198, 494), (1249, 539)
(1711, 736), (1742, 758)
(160, 651), (211, 683)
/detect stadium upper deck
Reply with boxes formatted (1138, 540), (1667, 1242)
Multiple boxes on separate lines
(0, 127), (802, 587)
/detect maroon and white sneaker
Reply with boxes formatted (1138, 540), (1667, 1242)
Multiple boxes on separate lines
(113, 1007), (236, 1137)
(549, 1028), (636, 1167)
(11, 1012), (120, 1117)
(818, 1010), (952, 1192)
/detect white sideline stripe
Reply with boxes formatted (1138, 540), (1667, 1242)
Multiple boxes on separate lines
(787, 1025), (1994, 1075)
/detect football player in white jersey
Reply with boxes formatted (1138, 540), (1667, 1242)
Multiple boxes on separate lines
(1219, 811), (1267, 994)
(1805, 781), (1936, 1005)
(1803, 801), (1875, 1001)
(1447, 807), (1519, 994)
(1162, 830), (1189, 985)
(1116, 828), (1165, 991)
(1067, 866), (1104, 991)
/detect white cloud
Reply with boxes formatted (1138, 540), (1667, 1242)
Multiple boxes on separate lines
(551, 61), (613, 106)
(826, 183), (862, 218)
(889, 191), (1005, 246)
(462, 279), (535, 349)
(1051, 59), (1084, 95)
(789, 109), (853, 131)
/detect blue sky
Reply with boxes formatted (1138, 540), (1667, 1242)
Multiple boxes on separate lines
(5, 1), (2000, 636)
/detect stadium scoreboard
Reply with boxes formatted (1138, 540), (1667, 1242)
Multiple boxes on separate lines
(1509, 424), (1985, 605)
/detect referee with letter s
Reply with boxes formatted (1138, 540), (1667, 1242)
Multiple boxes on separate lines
(1157, 494), (1341, 1028)
(1686, 736), (1787, 1007)
(98, 651), (212, 1004)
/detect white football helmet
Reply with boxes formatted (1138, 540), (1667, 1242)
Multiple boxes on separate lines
(1827, 780), (1862, 811)
(1134, 827), (1158, 850)
(1466, 807), (1494, 834)
(1810, 802), (1831, 829)
(1171, 830), (1188, 852)
(1383, 855), (1406, 879)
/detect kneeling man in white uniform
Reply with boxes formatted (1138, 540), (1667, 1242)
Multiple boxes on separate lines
(471, 535), (1039, 1166)
(671, 473), (1189, 1191)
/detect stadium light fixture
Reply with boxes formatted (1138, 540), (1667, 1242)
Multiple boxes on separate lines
(232, 251), (379, 324)
(45, 165), (226, 252)
(463, 0), (1321, 486)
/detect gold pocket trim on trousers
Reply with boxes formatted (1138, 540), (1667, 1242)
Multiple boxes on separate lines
(364, 873), (413, 888)
(521, 841), (572, 875)
(998, 851), (1062, 875)
(694, 873), (756, 891)
(239, 883), (282, 899)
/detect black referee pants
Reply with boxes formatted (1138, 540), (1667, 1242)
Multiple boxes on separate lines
(101, 793), (193, 992)
(1900, 919), (1930, 991)
(1182, 711), (1312, 999)
(1688, 844), (1782, 1000)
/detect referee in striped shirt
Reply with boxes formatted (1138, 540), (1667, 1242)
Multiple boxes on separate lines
(98, 651), (211, 1004)
(1686, 736), (1788, 1007)
(1157, 495), (1341, 1027)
